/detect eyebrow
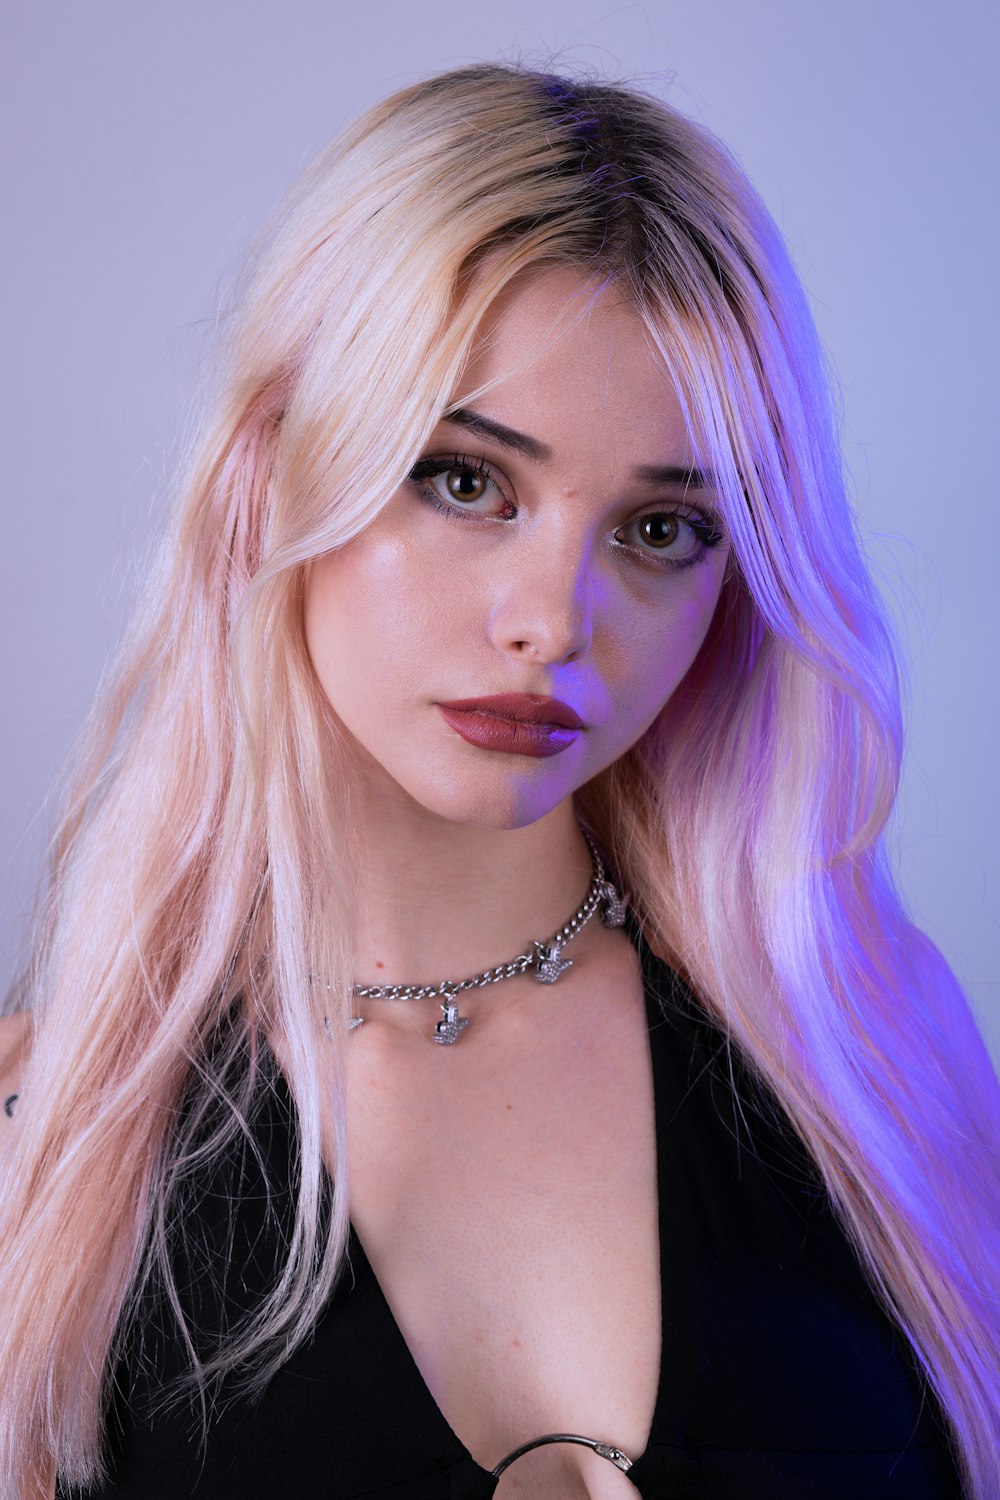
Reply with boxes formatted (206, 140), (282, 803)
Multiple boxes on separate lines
(441, 405), (717, 490)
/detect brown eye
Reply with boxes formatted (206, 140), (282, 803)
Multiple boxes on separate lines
(615, 507), (721, 567)
(408, 454), (506, 518)
(639, 514), (680, 549)
(445, 467), (489, 502)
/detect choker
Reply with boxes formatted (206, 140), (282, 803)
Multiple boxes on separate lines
(346, 827), (628, 1045)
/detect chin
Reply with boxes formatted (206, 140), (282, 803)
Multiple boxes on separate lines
(396, 767), (572, 833)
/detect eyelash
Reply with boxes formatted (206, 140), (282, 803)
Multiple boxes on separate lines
(407, 453), (726, 573)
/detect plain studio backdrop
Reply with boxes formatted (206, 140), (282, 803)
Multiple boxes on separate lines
(2, 1), (997, 1064)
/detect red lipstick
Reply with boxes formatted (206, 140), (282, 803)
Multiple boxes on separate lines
(436, 693), (584, 759)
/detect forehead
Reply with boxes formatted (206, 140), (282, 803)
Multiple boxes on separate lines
(458, 264), (663, 389)
(449, 264), (695, 466)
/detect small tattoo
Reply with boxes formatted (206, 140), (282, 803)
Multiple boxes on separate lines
(3, 1093), (18, 1118)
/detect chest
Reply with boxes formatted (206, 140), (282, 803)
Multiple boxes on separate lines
(343, 937), (661, 1486)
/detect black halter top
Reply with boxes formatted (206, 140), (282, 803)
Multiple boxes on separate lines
(74, 908), (962, 1498)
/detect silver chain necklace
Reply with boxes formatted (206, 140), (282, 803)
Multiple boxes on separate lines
(345, 827), (628, 1045)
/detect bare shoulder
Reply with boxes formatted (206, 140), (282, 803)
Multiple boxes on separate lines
(0, 1009), (35, 1127)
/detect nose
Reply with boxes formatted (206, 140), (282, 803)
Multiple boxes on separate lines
(487, 521), (596, 666)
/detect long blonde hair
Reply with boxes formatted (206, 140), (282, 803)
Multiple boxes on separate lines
(2, 61), (997, 1497)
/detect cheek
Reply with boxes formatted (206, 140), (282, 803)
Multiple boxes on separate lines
(302, 552), (383, 707)
(613, 571), (725, 718)
(303, 538), (457, 702)
(303, 556), (347, 691)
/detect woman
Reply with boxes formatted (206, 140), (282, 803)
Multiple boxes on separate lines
(1, 60), (997, 1500)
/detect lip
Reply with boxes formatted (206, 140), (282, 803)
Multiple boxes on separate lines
(436, 694), (585, 730)
(436, 704), (580, 759)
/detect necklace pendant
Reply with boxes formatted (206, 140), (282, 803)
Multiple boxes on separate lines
(533, 940), (573, 984)
(434, 997), (470, 1045)
(598, 877), (627, 927)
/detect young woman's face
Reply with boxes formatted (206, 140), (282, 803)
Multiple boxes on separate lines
(304, 265), (732, 829)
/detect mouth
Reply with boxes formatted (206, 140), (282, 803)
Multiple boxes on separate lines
(435, 702), (581, 759)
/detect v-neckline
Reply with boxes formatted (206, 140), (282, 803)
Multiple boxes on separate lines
(344, 905), (674, 1489)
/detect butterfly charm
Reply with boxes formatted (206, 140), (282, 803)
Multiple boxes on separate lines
(434, 997), (471, 1045)
(598, 877), (627, 927)
(533, 940), (573, 983)
(326, 1013), (365, 1035)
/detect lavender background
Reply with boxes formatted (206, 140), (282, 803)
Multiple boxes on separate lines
(2, 0), (997, 1062)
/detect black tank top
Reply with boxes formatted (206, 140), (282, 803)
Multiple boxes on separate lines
(73, 909), (962, 1497)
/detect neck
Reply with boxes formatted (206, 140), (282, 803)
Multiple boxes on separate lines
(344, 780), (601, 1001)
